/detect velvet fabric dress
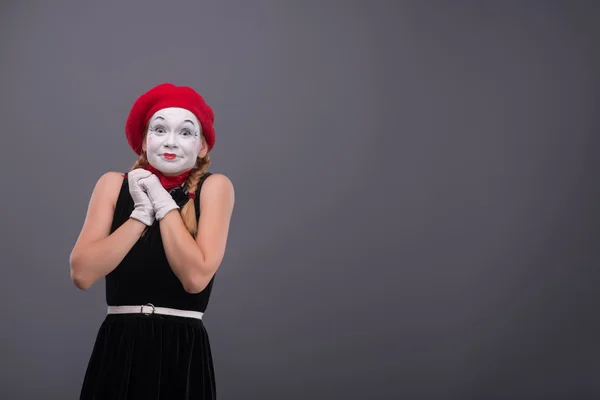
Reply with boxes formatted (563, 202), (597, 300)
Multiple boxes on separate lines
(79, 172), (216, 400)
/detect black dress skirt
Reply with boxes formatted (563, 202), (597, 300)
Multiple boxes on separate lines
(79, 172), (217, 400)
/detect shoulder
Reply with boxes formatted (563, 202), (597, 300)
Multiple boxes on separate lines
(200, 173), (235, 209)
(96, 171), (126, 189)
(92, 171), (126, 206)
(204, 173), (234, 190)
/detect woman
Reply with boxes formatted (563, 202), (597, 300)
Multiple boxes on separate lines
(69, 82), (235, 399)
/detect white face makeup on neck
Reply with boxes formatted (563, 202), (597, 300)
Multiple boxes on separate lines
(144, 107), (203, 176)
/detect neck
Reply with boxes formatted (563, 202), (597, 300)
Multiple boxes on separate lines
(143, 164), (192, 190)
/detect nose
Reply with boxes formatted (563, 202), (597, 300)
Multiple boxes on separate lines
(164, 132), (178, 149)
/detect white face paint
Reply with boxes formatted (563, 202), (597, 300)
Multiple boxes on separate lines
(145, 107), (203, 175)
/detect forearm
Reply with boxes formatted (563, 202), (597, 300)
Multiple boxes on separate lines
(159, 211), (212, 293)
(70, 218), (147, 289)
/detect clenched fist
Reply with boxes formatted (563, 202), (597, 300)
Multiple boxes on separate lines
(128, 168), (155, 226)
(138, 174), (180, 221)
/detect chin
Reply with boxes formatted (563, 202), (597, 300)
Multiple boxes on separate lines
(149, 157), (194, 175)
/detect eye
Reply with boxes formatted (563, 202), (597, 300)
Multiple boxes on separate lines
(152, 126), (166, 134)
(181, 129), (192, 136)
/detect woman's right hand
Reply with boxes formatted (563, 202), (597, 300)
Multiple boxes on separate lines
(128, 168), (155, 226)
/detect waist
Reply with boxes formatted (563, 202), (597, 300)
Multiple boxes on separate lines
(107, 303), (204, 320)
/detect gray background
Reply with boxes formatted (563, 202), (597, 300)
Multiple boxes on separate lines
(1, 1), (599, 399)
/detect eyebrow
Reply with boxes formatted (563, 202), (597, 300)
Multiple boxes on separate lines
(151, 116), (197, 130)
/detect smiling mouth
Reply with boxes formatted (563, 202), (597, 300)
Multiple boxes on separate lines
(162, 153), (178, 160)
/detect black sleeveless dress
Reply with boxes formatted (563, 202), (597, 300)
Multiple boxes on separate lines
(79, 172), (217, 400)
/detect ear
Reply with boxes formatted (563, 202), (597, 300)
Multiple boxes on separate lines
(198, 136), (208, 158)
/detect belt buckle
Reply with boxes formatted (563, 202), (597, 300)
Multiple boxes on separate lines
(141, 303), (155, 315)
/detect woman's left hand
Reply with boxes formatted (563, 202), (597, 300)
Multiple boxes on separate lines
(139, 174), (180, 220)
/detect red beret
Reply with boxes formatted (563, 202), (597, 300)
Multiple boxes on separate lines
(125, 83), (216, 155)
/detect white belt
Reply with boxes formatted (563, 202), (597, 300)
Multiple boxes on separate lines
(107, 303), (203, 320)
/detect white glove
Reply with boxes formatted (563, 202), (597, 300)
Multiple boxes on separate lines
(128, 168), (155, 226)
(139, 174), (180, 221)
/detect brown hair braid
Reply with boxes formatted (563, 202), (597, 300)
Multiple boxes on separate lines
(131, 152), (149, 170)
(181, 154), (211, 238)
